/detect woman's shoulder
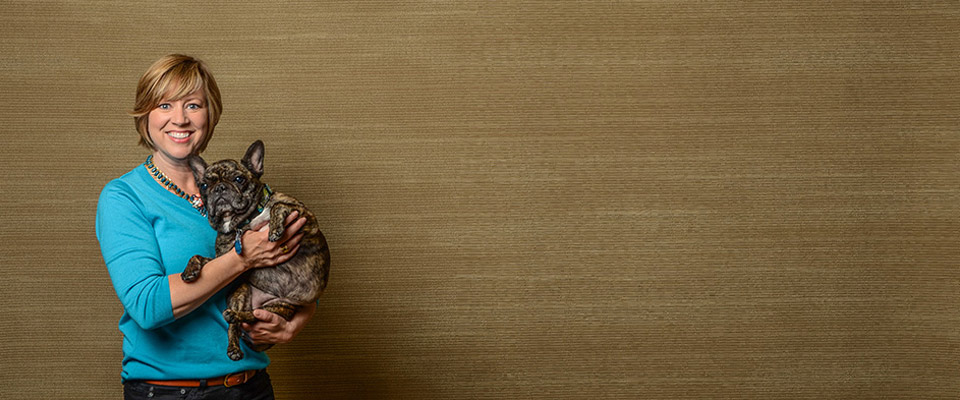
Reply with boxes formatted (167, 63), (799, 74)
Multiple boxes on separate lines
(99, 166), (150, 206)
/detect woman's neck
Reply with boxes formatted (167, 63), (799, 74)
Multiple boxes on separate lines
(150, 152), (199, 195)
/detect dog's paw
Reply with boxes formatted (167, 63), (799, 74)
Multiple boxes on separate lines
(227, 345), (245, 361)
(268, 228), (283, 242)
(181, 256), (205, 282)
(223, 309), (239, 323)
(224, 309), (258, 324)
(181, 268), (199, 282)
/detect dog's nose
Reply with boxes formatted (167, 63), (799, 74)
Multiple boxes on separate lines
(213, 183), (226, 194)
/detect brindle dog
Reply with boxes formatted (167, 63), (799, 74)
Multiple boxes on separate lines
(181, 140), (330, 361)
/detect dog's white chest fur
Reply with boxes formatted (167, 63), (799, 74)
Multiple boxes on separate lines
(247, 205), (272, 231)
(221, 205), (271, 233)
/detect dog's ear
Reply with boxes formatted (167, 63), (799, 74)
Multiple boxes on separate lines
(242, 140), (265, 178)
(187, 155), (208, 185)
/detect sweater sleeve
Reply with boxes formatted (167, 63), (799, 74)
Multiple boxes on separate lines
(95, 181), (176, 330)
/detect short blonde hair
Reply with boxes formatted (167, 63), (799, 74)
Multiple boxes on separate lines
(130, 54), (223, 153)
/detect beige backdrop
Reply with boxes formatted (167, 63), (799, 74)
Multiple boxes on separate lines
(1, 1), (958, 399)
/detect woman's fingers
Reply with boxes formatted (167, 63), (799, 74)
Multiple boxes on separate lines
(287, 215), (307, 235)
(277, 243), (302, 263)
(283, 210), (300, 226)
(283, 231), (305, 249)
(267, 217), (306, 262)
(272, 212), (306, 243)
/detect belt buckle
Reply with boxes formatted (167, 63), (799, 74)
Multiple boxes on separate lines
(223, 371), (246, 388)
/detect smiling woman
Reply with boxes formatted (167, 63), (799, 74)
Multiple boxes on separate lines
(148, 91), (208, 161)
(130, 54), (222, 155)
(96, 54), (314, 400)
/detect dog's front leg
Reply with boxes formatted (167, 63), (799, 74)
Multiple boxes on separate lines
(267, 203), (296, 242)
(180, 255), (212, 282)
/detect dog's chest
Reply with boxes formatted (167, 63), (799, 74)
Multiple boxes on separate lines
(245, 205), (272, 232)
(224, 205), (271, 233)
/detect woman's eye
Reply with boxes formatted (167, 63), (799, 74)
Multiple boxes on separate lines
(158, 104), (171, 110)
(187, 103), (202, 110)
(234, 176), (246, 184)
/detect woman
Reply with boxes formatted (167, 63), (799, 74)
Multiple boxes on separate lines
(96, 54), (314, 399)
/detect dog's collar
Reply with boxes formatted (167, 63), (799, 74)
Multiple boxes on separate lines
(255, 184), (273, 215)
(234, 185), (273, 255)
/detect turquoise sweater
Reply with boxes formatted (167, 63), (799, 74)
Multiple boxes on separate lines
(96, 163), (269, 382)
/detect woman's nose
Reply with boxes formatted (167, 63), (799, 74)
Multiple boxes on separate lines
(172, 107), (189, 125)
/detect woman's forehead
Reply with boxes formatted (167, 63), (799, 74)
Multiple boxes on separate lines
(156, 72), (205, 100)
(161, 87), (205, 102)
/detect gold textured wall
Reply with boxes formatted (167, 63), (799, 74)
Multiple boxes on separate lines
(1, 1), (958, 399)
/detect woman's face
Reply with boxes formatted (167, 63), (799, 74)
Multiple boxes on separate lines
(148, 90), (208, 163)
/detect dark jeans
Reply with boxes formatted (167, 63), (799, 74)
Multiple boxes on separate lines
(123, 370), (274, 400)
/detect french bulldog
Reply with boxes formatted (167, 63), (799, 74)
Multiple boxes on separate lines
(181, 140), (330, 361)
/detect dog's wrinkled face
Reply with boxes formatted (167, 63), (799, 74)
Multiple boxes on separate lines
(189, 141), (267, 233)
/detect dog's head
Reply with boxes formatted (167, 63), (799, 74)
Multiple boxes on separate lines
(188, 140), (267, 233)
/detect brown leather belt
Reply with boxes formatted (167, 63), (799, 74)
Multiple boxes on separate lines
(143, 369), (259, 388)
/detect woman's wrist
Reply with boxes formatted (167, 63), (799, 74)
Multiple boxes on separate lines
(226, 249), (253, 273)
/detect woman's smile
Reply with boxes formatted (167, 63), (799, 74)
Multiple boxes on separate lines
(166, 130), (194, 143)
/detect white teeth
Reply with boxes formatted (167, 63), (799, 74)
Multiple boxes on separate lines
(168, 131), (191, 139)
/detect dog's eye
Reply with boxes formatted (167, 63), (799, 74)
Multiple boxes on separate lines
(234, 176), (246, 185)
(199, 183), (208, 191)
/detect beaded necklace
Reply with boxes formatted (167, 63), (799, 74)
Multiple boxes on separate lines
(144, 155), (206, 216)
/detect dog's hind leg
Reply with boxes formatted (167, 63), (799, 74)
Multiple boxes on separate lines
(223, 282), (258, 323)
(227, 320), (245, 361)
(224, 282), (256, 361)
(261, 300), (298, 321)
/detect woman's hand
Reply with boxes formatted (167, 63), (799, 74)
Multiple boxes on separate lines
(242, 301), (317, 345)
(239, 211), (307, 270)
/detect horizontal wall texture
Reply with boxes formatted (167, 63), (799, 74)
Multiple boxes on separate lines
(1, 1), (958, 399)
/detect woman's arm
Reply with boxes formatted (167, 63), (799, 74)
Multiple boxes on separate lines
(170, 212), (307, 318)
(98, 184), (177, 330)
